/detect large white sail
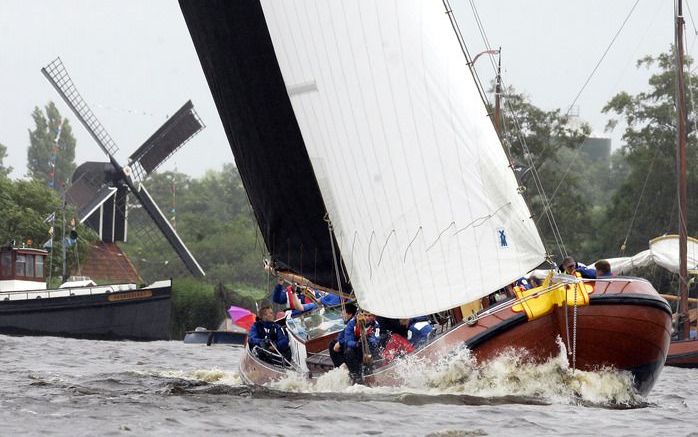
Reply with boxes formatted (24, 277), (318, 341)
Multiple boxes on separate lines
(260, 0), (546, 317)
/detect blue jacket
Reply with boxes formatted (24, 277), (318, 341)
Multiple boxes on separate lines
(272, 284), (318, 315)
(559, 262), (597, 279)
(576, 265), (597, 279)
(320, 293), (341, 307)
(271, 284), (288, 305)
(248, 320), (290, 352)
(344, 317), (379, 350)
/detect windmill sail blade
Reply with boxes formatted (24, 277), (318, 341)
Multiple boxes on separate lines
(128, 100), (204, 182)
(41, 57), (119, 158)
(131, 183), (205, 277)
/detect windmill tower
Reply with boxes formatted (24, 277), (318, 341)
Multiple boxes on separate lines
(41, 57), (205, 279)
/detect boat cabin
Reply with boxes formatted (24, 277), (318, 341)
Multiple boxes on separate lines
(0, 246), (48, 292)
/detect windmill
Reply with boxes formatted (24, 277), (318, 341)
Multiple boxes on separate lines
(41, 57), (205, 278)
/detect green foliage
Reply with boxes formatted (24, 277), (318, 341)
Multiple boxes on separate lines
(27, 102), (76, 191)
(0, 178), (61, 246)
(0, 177), (96, 281)
(0, 142), (11, 178)
(170, 278), (225, 339)
(121, 164), (267, 289)
(601, 50), (698, 258)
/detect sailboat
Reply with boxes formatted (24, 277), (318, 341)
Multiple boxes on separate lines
(602, 234), (698, 367)
(179, 1), (671, 395)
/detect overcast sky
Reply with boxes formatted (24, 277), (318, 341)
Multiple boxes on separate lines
(0, 0), (688, 180)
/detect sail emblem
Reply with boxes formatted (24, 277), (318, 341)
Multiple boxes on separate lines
(497, 228), (509, 248)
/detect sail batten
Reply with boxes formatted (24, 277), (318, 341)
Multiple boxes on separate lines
(258, 0), (545, 317)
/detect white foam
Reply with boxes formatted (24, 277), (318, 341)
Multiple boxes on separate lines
(266, 338), (641, 405)
(137, 367), (242, 386)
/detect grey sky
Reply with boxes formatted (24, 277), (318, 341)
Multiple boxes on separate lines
(0, 1), (685, 181)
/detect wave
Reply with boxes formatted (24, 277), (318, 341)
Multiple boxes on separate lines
(266, 337), (644, 408)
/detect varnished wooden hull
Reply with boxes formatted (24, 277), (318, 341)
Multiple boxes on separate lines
(241, 278), (671, 396)
(239, 329), (339, 384)
(666, 339), (698, 368)
(367, 278), (671, 395)
(239, 346), (300, 385)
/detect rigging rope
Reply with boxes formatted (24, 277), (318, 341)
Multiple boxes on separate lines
(620, 7), (696, 256)
(548, 0), (641, 206)
(325, 214), (346, 311)
(686, 0), (698, 36)
(619, 147), (660, 254)
(462, 0), (568, 259)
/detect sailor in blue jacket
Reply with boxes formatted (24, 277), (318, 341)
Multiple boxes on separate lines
(248, 305), (291, 362)
(344, 312), (379, 384)
(329, 302), (357, 367)
(560, 256), (597, 279)
(271, 280), (317, 316)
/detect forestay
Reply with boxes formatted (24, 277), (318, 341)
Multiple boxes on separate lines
(260, 0), (545, 317)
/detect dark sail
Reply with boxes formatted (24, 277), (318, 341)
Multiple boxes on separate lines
(179, 0), (349, 292)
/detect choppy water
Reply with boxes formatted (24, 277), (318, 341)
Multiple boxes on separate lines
(1, 334), (697, 436)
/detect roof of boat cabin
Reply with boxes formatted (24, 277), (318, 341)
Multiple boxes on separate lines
(0, 246), (48, 256)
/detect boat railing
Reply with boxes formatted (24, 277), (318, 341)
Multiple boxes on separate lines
(470, 275), (601, 323)
(0, 283), (137, 302)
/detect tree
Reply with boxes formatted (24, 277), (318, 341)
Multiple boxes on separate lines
(118, 165), (266, 289)
(498, 87), (596, 260)
(601, 50), (698, 259)
(0, 177), (95, 285)
(27, 102), (77, 191)
(0, 142), (11, 178)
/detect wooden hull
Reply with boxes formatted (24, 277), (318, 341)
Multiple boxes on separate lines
(239, 328), (339, 384)
(367, 278), (670, 395)
(666, 339), (698, 368)
(239, 346), (301, 385)
(241, 278), (671, 396)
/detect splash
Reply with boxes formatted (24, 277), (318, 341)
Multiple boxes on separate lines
(137, 367), (242, 386)
(267, 337), (642, 407)
(413, 339), (640, 405)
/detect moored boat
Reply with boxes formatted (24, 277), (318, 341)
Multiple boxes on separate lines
(0, 244), (172, 341)
(667, 338), (698, 368)
(183, 329), (247, 346)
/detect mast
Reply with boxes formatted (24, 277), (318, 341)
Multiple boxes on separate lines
(494, 47), (502, 136)
(675, 0), (690, 339)
(61, 197), (67, 282)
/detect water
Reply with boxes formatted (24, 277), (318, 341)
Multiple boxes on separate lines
(1, 334), (697, 436)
